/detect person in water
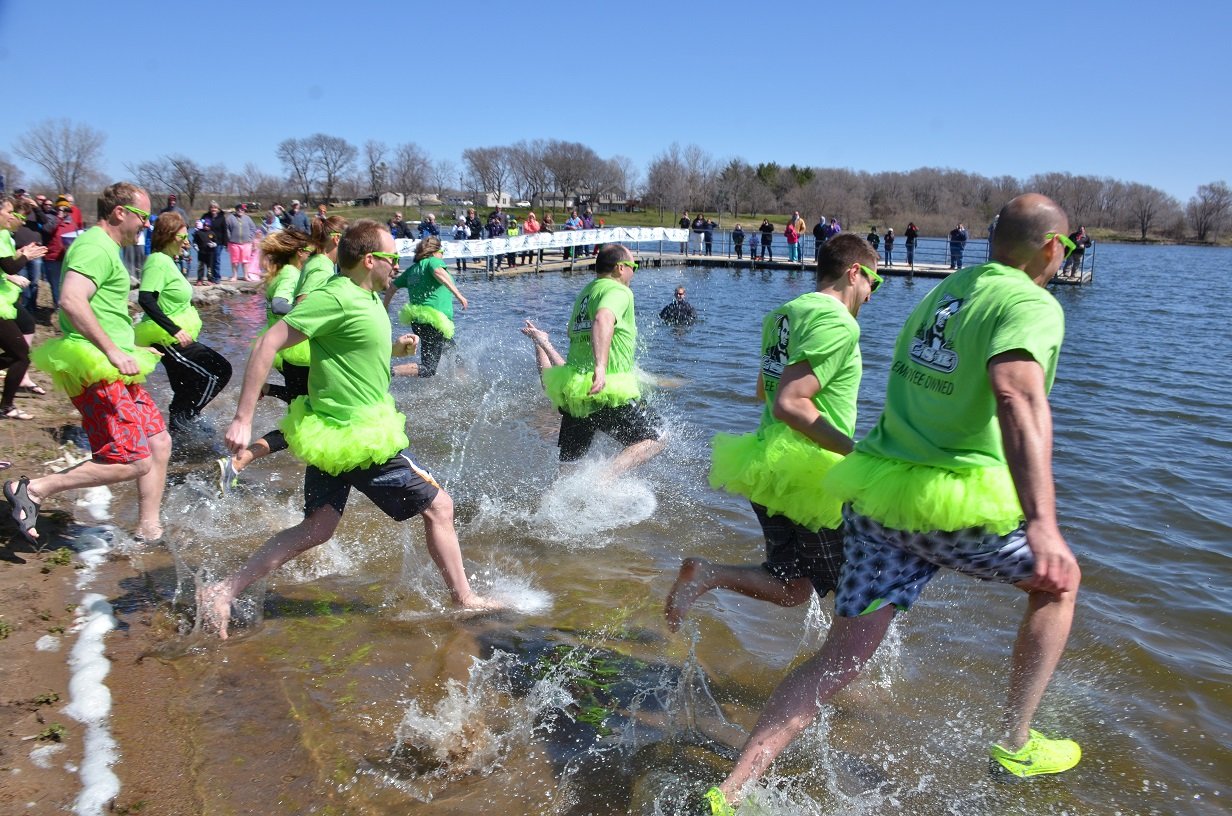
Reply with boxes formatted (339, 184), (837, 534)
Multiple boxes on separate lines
(520, 243), (664, 475)
(666, 234), (881, 637)
(382, 235), (467, 378)
(199, 220), (500, 638)
(704, 194), (1083, 813)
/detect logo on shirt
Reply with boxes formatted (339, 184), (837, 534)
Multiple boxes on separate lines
(909, 295), (963, 372)
(761, 313), (790, 379)
(572, 294), (593, 333)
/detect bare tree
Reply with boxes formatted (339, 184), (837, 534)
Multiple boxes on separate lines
(430, 159), (458, 199)
(609, 155), (640, 201)
(508, 139), (552, 205)
(126, 157), (177, 197)
(1123, 183), (1177, 240)
(1186, 181), (1231, 242)
(363, 140), (388, 198)
(644, 144), (689, 220)
(389, 142), (430, 204)
(15, 118), (106, 195)
(462, 146), (513, 202)
(277, 137), (316, 204)
(307, 133), (357, 204)
(0, 151), (22, 193)
(542, 140), (598, 211)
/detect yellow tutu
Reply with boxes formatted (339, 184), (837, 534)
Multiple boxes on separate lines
(132, 306), (203, 347)
(31, 337), (160, 397)
(399, 304), (455, 339)
(541, 366), (640, 418)
(281, 394), (410, 476)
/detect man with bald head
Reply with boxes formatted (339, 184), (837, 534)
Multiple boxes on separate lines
(703, 194), (1080, 814)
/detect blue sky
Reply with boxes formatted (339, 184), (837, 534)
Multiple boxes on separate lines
(0, 0), (1225, 202)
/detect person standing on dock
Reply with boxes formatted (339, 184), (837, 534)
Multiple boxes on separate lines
(1063, 226), (1091, 277)
(883, 227), (895, 266)
(949, 222), (968, 268)
(665, 234), (881, 636)
(905, 222), (919, 269)
(199, 220), (500, 639)
(10, 183), (170, 545)
(679, 212), (690, 254)
(704, 194), (1083, 812)
(758, 219), (774, 261)
(520, 243), (665, 474)
(785, 219), (800, 262)
(733, 224), (745, 259)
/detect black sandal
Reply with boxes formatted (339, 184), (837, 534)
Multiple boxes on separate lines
(1, 406), (34, 420)
(19, 384), (47, 396)
(4, 477), (41, 546)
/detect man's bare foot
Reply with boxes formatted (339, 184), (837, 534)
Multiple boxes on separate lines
(665, 557), (714, 632)
(135, 524), (164, 543)
(455, 593), (505, 613)
(198, 582), (234, 640)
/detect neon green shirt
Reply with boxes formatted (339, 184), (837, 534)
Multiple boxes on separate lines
(266, 264), (300, 326)
(282, 275), (393, 423)
(758, 291), (861, 437)
(394, 256), (454, 318)
(565, 276), (636, 375)
(139, 252), (192, 318)
(0, 230), (19, 319)
(294, 254), (336, 300)
(858, 262), (1065, 468)
(59, 226), (136, 353)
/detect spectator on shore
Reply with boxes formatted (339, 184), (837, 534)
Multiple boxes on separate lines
(692, 213), (706, 256)
(792, 211), (807, 255)
(464, 208), (483, 251)
(581, 209), (595, 257)
(866, 226), (880, 250)
(63, 194), (84, 231)
(201, 201), (228, 283)
(949, 222), (968, 268)
(316, 203), (328, 221)
(41, 198), (77, 307)
(563, 210), (583, 260)
(759, 219), (774, 260)
(417, 213), (440, 239)
(659, 286), (697, 326)
(733, 223), (745, 259)
(883, 227), (895, 266)
(486, 211), (504, 272)
(540, 212), (554, 263)
(453, 218), (469, 272)
(192, 220), (216, 286)
(225, 204), (257, 283)
(521, 211), (540, 266)
(824, 217), (842, 241)
(388, 212), (405, 238)
(287, 200), (310, 233)
(785, 219), (800, 262)
(905, 221), (919, 268)
(505, 216), (519, 269)
(19, 195), (54, 311)
(1, 197), (48, 401)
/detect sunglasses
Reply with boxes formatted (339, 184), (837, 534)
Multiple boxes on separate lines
(123, 204), (150, 222)
(617, 260), (639, 271)
(1044, 232), (1076, 258)
(370, 251), (400, 265)
(859, 264), (883, 294)
(176, 232), (188, 241)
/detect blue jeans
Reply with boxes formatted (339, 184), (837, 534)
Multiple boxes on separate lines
(210, 246), (224, 283)
(788, 244), (800, 262)
(20, 257), (43, 310)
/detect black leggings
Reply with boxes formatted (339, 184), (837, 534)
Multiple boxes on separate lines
(261, 362), (310, 452)
(0, 318), (30, 409)
(411, 324), (450, 378)
(151, 341), (233, 429)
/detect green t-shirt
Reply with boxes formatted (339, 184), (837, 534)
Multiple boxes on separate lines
(758, 291), (861, 437)
(858, 262), (1065, 468)
(59, 226), (136, 352)
(266, 264), (301, 326)
(0, 230), (19, 313)
(139, 252), (192, 317)
(282, 275), (393, 423)
(294, 253), (336, 300)
(565, 276), (636, 374)
(394, 256), (454, 318)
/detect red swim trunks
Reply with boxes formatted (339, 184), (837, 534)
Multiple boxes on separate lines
(70, 381), (166, 464)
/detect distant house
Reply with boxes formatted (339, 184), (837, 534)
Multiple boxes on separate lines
(475, 191), (511, 208)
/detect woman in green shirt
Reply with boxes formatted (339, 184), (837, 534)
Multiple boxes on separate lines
(382, 236), (468, 377)
(134, 212), (233, 430)
(0, 198), (46, 420)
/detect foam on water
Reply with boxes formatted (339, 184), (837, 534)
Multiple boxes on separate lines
(28, 742), (65, 769)
(62, 593), (120, 816)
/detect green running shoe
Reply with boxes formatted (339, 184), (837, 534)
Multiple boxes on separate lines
(703, 786), (735, 816)
(216, 456), (239, 496)
(989, 729), (1081, 778)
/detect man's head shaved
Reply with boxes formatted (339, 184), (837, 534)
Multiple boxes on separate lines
(990, 194), (1069, 268)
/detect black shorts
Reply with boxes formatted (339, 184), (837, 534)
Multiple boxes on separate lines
(303, 448), (441, 520)
(753, 502), (845, 597)
(557, 399), (663, 462)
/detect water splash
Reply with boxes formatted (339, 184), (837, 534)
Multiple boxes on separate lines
(531, 462), (658, 543)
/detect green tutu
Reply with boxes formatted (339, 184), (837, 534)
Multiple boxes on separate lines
(399, 304), (455, 339)
(279, 338), (311, 368)
(823, 451), (1024, 534)
(281, 394), (410, 476)
(709, 423), (846, 530)
(31, 337), (160, 397)
(132, 306), (203, 347)
(541, 365), (640, 418)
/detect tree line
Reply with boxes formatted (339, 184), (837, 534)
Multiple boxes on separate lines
(2, 118), (1229, 242)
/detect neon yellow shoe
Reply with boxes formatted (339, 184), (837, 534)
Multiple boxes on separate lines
(989, 729), (1081, 778)
(703, 786), (735, 816)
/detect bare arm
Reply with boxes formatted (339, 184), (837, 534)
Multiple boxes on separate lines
(60, 270), (138, 374)
(756, 371), (765, 400)
(432, 265), (468, 310)
(224, 320), (307, 454)
(771, 361), (854, 455)
(989, 351), (1080, 594)
(588, 307), (615, 395)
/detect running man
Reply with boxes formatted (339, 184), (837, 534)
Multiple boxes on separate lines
(8, 183), (169, 544)
(705, 194), (1082, 813)
(199, 220), (499, 639)
(666, 234), (881, 633)
(520, 243), (665, 475)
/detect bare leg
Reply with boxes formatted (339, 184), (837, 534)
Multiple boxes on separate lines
(135, 430), (171, 539)
(718, 606), (896, 804)
(232, 437), (271, 473)
(607, 437), (665, 476)
(20, 332), (37, 387)
(999, 586), (1077, 750)
(666, 557), (813, 632)
(19, 459), (152, 540)
(419, 488), (502, 611)
(199, 505), (343, 639)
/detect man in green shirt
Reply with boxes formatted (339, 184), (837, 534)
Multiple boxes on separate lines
(666, 234), (880, 632)
(520, 243), (664, 475)
(6, 183), (171, 545)
(706, 194), (1082, 814)
(199, 220), (499, 640)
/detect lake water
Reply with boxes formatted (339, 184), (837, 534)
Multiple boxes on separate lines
(93, 242), (1229, 814)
